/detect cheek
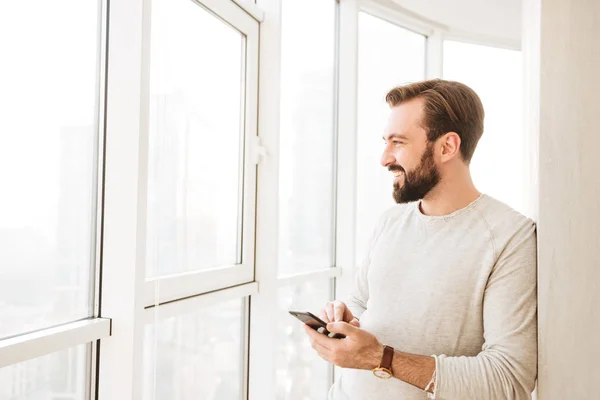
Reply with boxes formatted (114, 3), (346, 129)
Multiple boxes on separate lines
(393, 148), (415, 170)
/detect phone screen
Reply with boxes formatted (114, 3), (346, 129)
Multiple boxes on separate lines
(288, 311), (346, 339)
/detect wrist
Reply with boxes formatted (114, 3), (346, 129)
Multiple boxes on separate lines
(371, 343), (384, 370)
(371, 344), (394, 379)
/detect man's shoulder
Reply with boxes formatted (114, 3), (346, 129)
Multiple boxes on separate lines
(477, 195), (535, 226)
(476, 195), (537, 250)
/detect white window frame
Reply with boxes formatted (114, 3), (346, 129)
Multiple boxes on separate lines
(0, 0), (111, 397)
(358, 0), (445, 80)
(143, 282), (258, 400)
(249, 0), (342, 398)
(144, 0), (260, 307)
(0, 319), (111, 369)
(98, 0), (261, 398)
(334, 0), (360, 321)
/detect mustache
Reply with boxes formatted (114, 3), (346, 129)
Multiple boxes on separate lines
(388, 165), (405, 173)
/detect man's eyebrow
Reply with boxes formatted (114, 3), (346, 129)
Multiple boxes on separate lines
(383, 133), (409, 141)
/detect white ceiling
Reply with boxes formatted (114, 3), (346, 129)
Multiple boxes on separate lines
(390, 0), (522, 46)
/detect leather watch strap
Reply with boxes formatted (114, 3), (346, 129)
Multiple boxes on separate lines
(380, 345), (394, 371)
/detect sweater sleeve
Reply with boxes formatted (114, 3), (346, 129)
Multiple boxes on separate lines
(345, 228), (376, 319)
(346, 209), (392, 319)
(432, 221), (538, 400)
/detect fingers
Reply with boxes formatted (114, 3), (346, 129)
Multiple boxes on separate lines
(323, 300), (358, 325)
(325, 302), (335, 322)
(311, 339), (332, 358)
(343, 306), (356, 324)
(303, 324), (331, 347)
(319, 308), (330, 323)
(333, 301), (345, 322)
(304, 325), (333, 361)
(324, 300), (352, 323)
(327, 321), (359, 337)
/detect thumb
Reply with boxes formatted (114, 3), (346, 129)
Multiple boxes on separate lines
(327, 321), (359, 336)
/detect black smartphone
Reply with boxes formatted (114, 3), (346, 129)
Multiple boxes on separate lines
(288, 310), (346, 339)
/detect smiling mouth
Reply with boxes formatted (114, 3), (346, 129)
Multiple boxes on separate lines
(392, 171), (403, 178)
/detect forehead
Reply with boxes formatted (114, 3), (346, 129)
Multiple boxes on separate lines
(383, 97), (427, 141)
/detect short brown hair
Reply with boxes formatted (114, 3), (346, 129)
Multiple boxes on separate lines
(385, 79), (485, 163)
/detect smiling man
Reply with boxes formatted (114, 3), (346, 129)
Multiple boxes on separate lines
(305, 79), (537, 400)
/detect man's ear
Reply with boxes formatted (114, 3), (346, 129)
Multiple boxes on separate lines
(439, 132), (461, 162)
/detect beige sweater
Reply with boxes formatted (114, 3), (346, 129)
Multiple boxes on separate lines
(329, 194), (537, 400)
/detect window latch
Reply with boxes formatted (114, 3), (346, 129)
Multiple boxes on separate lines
(251, 136), (268, 165)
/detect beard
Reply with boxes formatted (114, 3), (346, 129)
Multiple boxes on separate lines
(392, 143), (441, 204)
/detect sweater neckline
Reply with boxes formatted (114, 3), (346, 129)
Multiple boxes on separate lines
(414, 193), (486, 222)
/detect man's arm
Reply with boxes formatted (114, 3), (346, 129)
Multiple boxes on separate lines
(388, 351), (436, 393)
(345, 264), (369, 320)
(430, 221), (538, 399)
(305, 323), (436, 393)
(366, 347), (437, 393)
(310, 221), (537, 400)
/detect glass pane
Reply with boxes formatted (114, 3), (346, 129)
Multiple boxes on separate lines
(277, 280), (333, 400)
(144, 298), (245, 400)
(0, 344), (89, 399)
(146, 0), (246, 277)
(0, 0), (100, 339)
(278, 0), (337, 275)
(443, 41), (525, 213)
(356, 12), (426, 252)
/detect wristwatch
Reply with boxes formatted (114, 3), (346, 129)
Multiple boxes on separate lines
(372, 345), (394, 379)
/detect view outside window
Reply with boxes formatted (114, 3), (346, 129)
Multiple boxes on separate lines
(444, 40), (525, 214)
(0, 345), (89, 400)
(144, 299), (245, 400)
(146, 0), (246, 278)
(0, 0), (100, 397)
(143, 1), (251, 399)
(356, 12), (426, 250)
(275, 1), (338, 397)
(277, 280), (333, 400)
(278, 0), (337, 276)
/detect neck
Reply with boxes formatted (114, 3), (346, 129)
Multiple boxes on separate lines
(418, 169), (481, 217)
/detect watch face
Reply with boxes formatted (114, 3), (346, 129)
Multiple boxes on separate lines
(373, 368), (392, 379)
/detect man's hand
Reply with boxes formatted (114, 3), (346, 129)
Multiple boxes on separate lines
(304, 322), (382, 370)
(319, 300), (360, 327)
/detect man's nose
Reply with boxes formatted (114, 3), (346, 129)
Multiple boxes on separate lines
(381, 149), (395, 168)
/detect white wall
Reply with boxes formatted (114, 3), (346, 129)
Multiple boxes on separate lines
(389, 0), (522, 46)
(529, 0), (600, 397)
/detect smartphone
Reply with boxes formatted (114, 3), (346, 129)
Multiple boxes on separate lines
(288, 311), (346, 339)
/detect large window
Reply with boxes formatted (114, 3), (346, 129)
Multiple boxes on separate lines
(278, 0), (338, 276)
(0, 0), (103, 397)
(356, 11), (426, 249)
(0, 0), (99, 340)
(145, 0), (258, 301)
(444, 40), (525, 214)
(146, 0), (245, 278)
(272, 0), (339, 398)
(144, 298), (246, 400)
(142, 0), (259, 399)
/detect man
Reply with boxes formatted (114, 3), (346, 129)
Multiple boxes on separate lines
(304, 79), (537, 399)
